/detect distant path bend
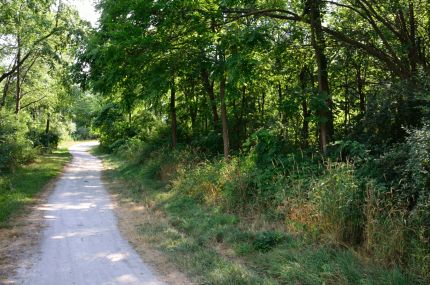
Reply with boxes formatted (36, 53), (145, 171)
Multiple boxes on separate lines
(14, 142), (166, 285)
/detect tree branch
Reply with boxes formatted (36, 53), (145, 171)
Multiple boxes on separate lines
(19, 95), (48, 110)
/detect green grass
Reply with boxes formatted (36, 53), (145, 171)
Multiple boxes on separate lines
(99, 150), (424, 285)
(0, 149), (71, 226)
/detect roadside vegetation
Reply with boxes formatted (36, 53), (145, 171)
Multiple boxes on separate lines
(0, 149), (71, 226)
(82, 1), (430, 283)
(2, 0), (430, 283)
(0, 1), (95, 226)
(98, 135), (427, 284)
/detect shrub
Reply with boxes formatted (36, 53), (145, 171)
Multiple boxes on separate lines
(0, 111), (35, 171)
(29, 130), (60, 151)
(327, 140), (367, 162)
(252, 231), (286, 252)
(361, 124), (430, 279)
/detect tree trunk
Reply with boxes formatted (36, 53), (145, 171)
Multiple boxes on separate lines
(201, 69), (219, 128)
(220, 75), (230, 159)
(278, 82), (283, 121)
(299, 67), (310, 148)
(170, 81), (177, 148)
(45, 112), (50, 134)
(308, 0), (333, 153)
(302, 99), (310, 148)
(344, 84), (349, 130)
(407, 1), (418, 75)
(261, 92), (265, 121)
(15, 36), (21, 114)
(1, 75), (11, 109)
(240, 85), (247, 141)
(356, 66), (366, 115)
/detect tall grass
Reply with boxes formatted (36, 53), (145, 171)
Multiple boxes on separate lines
(104, 137), (428, 283)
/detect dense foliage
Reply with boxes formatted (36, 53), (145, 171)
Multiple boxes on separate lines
(0, 0), (92, 171)
(77, 0), (430, 281)
(1, 0), (429, 283)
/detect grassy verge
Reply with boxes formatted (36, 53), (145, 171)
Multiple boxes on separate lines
(98, 149), (423, 285)
(0, 149), (71, 227)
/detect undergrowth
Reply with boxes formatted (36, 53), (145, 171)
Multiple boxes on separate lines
(98, 134), (428, 284)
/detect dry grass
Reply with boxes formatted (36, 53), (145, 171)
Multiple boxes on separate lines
(101, 166), (193, 285)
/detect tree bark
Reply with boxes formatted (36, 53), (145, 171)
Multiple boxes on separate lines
(170, 81), (177, 148)
(261, 92), (265, 121)
(45, 112), (51, 134)
(15, 36), (21, 114)
(278, 82), (283, 121)
(308, 0), (333, 153)
(299, 67), (310, 148)
(240, 85), (247, 140)
(220, 75), (230, 159)
(1, 75), (11, 109)
(201, 69), (219, 128)
(356, 66), (366, 115)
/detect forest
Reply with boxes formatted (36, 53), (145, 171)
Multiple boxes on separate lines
(1, 0), (430, 284)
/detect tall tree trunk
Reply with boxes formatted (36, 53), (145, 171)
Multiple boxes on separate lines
(201, 69), (219, 128)
(1, 75), (11, 109)
(45, 112), (51, 149)
(308, 0), (333, 153)
(170, 81), (177, 148)
(344, 85), (349, 130)
(407, 1), (418, 75)
(240, 85), (247, 141)
(302, 99), (310, 148)
(355, 65), (366, 116)
(220, 75), (229, 159)
(261, 92), (265, 121)
(299, 67), (310, 148)
(278, 82), (283, 121)
(45, 112), (50, 134)
(15, 36), (21, 114)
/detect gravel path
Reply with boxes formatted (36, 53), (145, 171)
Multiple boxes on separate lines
(13, 142), (166, 285)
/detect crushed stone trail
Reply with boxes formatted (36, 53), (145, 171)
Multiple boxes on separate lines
(13, 142), (166, 285)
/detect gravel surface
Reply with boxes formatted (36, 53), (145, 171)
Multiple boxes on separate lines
(12, 142), (166, 285)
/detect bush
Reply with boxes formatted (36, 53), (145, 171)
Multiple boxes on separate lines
(359, 123), (430, 279)
(402, 124), (430, 278)
(327, 140), (367, 162)
(252, 231), (286, 252)
(29, 130), (60, 151)
(0, 111), (35, 171)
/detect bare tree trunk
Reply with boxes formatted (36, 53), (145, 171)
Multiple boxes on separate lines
(407, 1), (418, 74)
(261, 92), (265, 121)
(45, 112), (50, 134)
(240, 85), (247, 141)
(1, 76), (11, 109)
(344, 75), (350, 130)
(308, 0), (333, 153)
(45, 112), (51, 149)
(220, 75), (229, 159)
(278, 82), (283, 121)
(356, 66), (366, 115)
(170, 81), (177, 148)
(201, 69), (219, 128)
(15, 36), (21, 114)
(299, 67), (310, 148)
(302, 99), (310, 148)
